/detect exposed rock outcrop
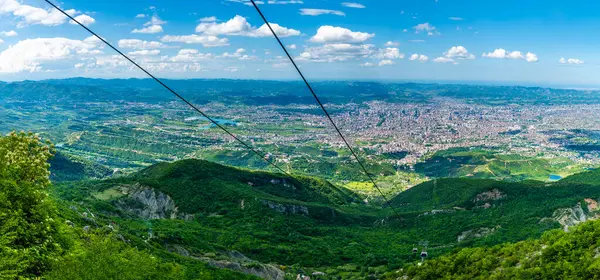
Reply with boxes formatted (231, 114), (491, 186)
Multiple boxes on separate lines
(261, 200), (309, 215)
(457, 226), (499, 242)
(552, 202), (588, 231)
(473, 189), (505, 202)
(114, 184), (188, 220)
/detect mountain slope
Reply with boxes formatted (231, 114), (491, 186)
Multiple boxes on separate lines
(392, 218), (600, 279)
(49, 156), (600, 279)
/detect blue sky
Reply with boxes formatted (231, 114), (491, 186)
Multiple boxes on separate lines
(0, 0), (599, 87)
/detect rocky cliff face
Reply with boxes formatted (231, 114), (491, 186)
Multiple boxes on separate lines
(115, 184), (183, 220)
(457, 226), (499, 242)
(552, 202), (589, 231)
(551, 199), (600, 231)
(261, 200), (309, 215)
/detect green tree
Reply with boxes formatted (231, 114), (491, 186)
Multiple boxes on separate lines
(0, 131), (65, 278)
(47, 234), (184, 280)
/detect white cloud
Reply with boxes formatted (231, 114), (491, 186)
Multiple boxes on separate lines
(413, 23), (438, 35)
(146, 15), (166, 26)
(444, 46), (475, 60)
(128, 49), (160, 56)
(559, 57), (584, 65)
(296, 43), (375, 62)
(360, 62), (374, 67)
(227, 0), (303, 5)
(131, 15), (166, 34)
(118, 39), (166, 49)
(0, 37), (100, 73)
(300, 9), (345, 16)
(384, 41), (399, 47)
(254, 23), (301, 37)
(378, 60), (394, 66)
(135, 14), (146, 18)
(169, 49), (215, 62)
(287, 44), (297, 49)
(433, 57), (455, 63)
(224, 66), (240, 72)
(0, 0), (73, 26)
(482, 48), (538, 63)
(525, 52), (538, 63)
(0, 30), (17, 36)
(0, 39), (4, 44)
(200, 16), (217, 22)
(409, 54), (428, 62)
(160, 35), (229, 47)
(221, 48), (256, 60)
(309, 25), (374, 43)
(448, 17), (464, 21)
(195, 15), (300, 38)
(69, 14), (95, 26)
(132, 25), (163, 34)
(376, 47), (404, 59)
(341, 2), (365, 8)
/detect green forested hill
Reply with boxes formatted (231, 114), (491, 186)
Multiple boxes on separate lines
(7, 131), (600, 279)
(392, 217), (600, 280)
(54, 157), (600, 279)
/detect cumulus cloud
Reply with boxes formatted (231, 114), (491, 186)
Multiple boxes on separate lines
(0, 37), (101, 73)
(296, 43), (375, 62)
(309, 25), (374, 43)
(169, 49), (215, 62)
(482, 48), (539, 63)
(0, 39), (4, 44)
(0, 30), (17, 37)
(300, 9), (345, 16)
(376, 47), (404, 59)
(409, 54), (428, 62)
(200, 16), (217, 22)
(341, 2), (365, 8)
(525, 52), (538, 63)
(384, 41), (399, 47)
(146, 15), (166, 26)
(378, 60), (393, 66)
(69, 14), (95, 26)
(559, 57), (584, 65)
(221, 48), (255, 60)
(287, 44), (297, 49)
(135, 14), (146, 18)
(227, 0), (303, 5)
(132, 15), (166, 34)
(433, 57), (455, 63)
(195, 15), (300, 38)
(444, 46), (475, 60)
(0, 0), (94, 27)
(118, 39), (166, 49)
(160, 34), (229, 47)
(413, 23), (438, 35)
(360, 62), (374, 67)
(132, 25), (163, 34)
(127, 49), (160, 56)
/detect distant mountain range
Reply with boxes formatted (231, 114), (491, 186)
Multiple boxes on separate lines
(2, 78), (600, 106)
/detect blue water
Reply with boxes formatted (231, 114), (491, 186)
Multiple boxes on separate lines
(549, 174), (563, 181)
(185, 116), (237, 129)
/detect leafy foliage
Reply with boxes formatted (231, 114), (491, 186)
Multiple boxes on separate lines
(0, 131), (66, 277)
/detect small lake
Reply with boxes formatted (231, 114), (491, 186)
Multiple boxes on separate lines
(549, 174), (563, 181)
(185, 116), (237, 129)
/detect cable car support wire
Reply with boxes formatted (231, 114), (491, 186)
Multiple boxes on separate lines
(249, 0), (400, 216)
(44, 0), (292, 178)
